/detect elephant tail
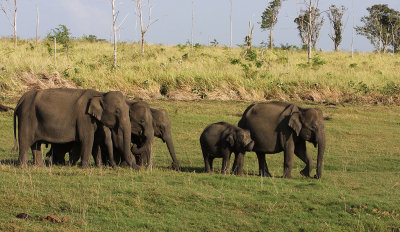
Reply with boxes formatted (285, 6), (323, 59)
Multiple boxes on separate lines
(12, 107), (18, 152)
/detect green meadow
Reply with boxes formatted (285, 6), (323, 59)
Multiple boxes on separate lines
(0, 101), (399, 231)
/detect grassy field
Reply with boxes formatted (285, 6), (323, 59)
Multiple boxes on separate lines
(0, 101), (399, 231)
(1, 39), (400, 104)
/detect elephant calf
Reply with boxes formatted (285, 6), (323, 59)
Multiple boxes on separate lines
(200, 122), (254, 174)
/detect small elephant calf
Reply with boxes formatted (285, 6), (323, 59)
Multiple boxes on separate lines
(200, 122), (254, 174)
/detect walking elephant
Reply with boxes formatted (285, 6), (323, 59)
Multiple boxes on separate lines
(236, 101), (326, 179)
(13, 88), (138, 169)
(200, 122), (254, 174)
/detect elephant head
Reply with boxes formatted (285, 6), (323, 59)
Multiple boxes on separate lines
(226, 128), (255, 153)
(285, 105), (326, 179)
(88, 91), (137, 169)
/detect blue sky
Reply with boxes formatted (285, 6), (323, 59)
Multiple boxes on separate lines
(0, 0), (399, 52)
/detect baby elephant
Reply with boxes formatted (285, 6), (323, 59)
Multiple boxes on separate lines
(200, 122), (254, 174)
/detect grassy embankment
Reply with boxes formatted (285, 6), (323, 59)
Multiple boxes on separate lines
(0, 101), (400, 231)
(0, 39), (400, 104)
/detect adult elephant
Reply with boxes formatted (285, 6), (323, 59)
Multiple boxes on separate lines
(13, 88), (138, 169)
(114, 100), (154, 168)
(236, 101), (326, 179)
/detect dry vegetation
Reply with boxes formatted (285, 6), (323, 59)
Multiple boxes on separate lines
(0, 39), (400, 105)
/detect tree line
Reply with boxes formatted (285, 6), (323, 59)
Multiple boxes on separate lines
(261, 0), (400, 58)
(1, 0), (399, 67)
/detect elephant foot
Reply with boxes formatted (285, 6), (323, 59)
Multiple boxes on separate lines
(314, 174), (321, 179)
(300, 169), (311, 177)
(282, 173), (292, 178)
(171, 162), (180, 171)
(260, 170), (272, 177)
(131, 163), (140, 171)
(81, 161), (90, 169)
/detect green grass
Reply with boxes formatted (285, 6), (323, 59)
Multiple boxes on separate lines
(1, 101), (399, 231)
(1, 39), (400, 104)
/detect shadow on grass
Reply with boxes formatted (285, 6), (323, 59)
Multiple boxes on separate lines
(177, 166), (205, 173)
(0, 159), (18, 166)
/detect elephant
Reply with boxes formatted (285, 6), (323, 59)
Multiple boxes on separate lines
(113, 100), (154, 168)
(200, 122), (254, 174)
(45, 124), (115, 167)
(236, 101), (326, 179)
(131, 107), (180, 170)
(13, 88), (138, 169)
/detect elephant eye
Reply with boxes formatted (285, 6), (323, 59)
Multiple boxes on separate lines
(115, 108), (121, 114)
(140, 119), (145, 123)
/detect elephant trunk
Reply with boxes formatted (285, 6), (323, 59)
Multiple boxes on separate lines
(164, 134), (180, 170)
(315, 126), (325, 179)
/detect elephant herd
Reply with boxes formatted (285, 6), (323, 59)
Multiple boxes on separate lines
(12, 88), (326, 179)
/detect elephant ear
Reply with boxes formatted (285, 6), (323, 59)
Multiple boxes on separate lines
(225, 134), (234, 147)
(88, 96), (103, 121)
(288, 111), (302, 136)
(281, 104), (302, 136)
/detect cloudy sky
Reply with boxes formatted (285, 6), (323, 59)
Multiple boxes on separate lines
(0, 0), (399, 52)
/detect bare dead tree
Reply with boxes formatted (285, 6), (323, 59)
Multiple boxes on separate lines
(112, 0), (117, 68)
(245, 20), (254, 51)
(0, 0), (17, 46)
(136, 0), (160, 54)
(294, 0), (324, 63)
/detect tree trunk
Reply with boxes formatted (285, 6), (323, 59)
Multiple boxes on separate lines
(112, 0), (117, 68)
(13, 0), (17, 47)
(141, 33), (145, 54)
(270, 28), (273, 50)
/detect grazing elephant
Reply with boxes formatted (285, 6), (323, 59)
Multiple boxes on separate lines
(236, 101), (326, 179)
(200, 122), (254, 174)
(13, 88), (138, 169)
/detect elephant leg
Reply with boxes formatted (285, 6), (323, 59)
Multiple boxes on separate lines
(80, 135), (94, 168)
(92, 144), (102, 167)
(256, 152), (272, 177)
(69, 144), (81, 166)
(31, 142), (43, 166)
(283, 145), (295, 178)
(295, 140), (313, 177)
(203, 154), (212, 173)
(17, 134), (31, 167)
(232, 152), (245, 175)
(221, 150), (231, 174)
(208, 157), (215, 173)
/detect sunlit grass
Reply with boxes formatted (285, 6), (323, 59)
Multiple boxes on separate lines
(0, 101), (399, 231)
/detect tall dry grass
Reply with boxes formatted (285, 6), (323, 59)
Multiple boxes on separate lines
(1, 39), (399, 104)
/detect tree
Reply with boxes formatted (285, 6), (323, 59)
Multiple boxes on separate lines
(294, 0), (324, 62)
(135, 0), (160, 54)
(356, 4), (400, 53)
(47, 25), (72, 58)
(260, 0), (282, 50)
(326, 5), (346, 51)
(111, 0), (117, 68)
(0, 0), (17, 47)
